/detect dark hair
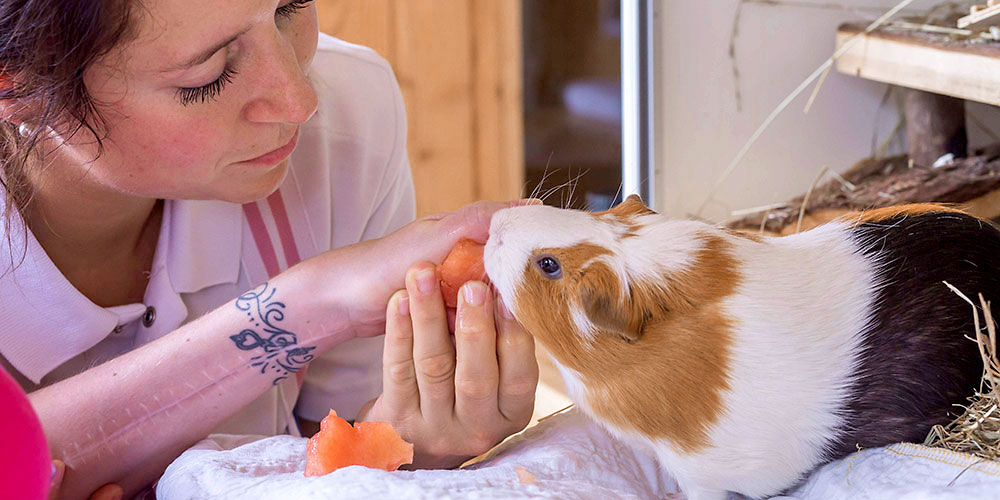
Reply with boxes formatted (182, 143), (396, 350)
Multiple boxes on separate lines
(0, 0), (138, 248)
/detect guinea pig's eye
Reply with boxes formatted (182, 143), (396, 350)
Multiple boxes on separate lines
(534, 254), (562, 279)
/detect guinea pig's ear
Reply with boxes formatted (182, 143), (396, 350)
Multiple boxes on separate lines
(578, 264), (649, 343)
(611, 194), (657, 218)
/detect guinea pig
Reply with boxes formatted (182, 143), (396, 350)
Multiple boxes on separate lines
(483, 195), (1000, 500)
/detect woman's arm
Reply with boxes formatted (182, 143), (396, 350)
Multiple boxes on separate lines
(30, 261), (349, 500)
(30, 199), (533, 499)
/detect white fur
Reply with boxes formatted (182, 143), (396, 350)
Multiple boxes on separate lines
(485, 207), (880, 500)
(485, 206), (705, 344)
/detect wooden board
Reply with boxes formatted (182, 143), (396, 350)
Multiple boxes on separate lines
(727, 150), (1000, 234)
(317, 1), (524, 216)
(958, 3), (1000, 31)
(835, 24), (1000, 106)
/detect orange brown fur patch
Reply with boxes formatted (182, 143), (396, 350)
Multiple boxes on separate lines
(591, 195), (654, 239)
(724, 228), (765, 242)
(513, 234), (741, 453)
(847, 204), (965, 225)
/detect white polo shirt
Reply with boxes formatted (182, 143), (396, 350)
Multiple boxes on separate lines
(0, 33), (415, 436)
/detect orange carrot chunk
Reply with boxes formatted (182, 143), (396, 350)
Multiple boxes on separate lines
(304, 410), (414, 476)
(437, 238), (486, 308)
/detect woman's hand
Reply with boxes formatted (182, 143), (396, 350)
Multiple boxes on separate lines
(48, 461), (122, 500)
(356, 262), (539, 469)
(303, 199), (539, 340)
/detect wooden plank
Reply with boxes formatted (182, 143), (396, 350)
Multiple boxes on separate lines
(958, 3), (1000, 31)
(472, 1), (525, 203)
(316, 0), (394, 60)
(835, 26), (1000, 106)
(392, 1), (477, 216)
(315, 0), (523, 216)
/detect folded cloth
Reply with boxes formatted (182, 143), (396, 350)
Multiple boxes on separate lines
(157, 410), (1000, 500)
(156, 410), (679, 500)
(782, 442), (1000, 500)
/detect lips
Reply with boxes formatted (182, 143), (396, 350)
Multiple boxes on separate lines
(242, 129), (299, 166)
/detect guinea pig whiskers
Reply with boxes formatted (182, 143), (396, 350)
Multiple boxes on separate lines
(526, 155), (556, 201)
(563, 168), (589, 211)
(538, 170), (589, 209)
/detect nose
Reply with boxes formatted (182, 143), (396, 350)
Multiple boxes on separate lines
(243, 35), (318, 124)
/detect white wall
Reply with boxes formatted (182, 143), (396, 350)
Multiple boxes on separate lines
(652, 0), (1000, 222)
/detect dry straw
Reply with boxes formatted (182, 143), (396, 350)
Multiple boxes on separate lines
(924, 283), (1000, 461)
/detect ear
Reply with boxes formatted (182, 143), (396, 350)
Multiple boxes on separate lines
(578, 263), (649, 343)
(0, 74), (40, 125)
(612, 194), (657, 218)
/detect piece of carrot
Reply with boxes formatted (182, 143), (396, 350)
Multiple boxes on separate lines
(437, 238), (487, 308)
(304, 410), (414, 476)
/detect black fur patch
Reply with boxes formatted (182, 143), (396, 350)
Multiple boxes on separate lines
(831, 211), (1000, 459)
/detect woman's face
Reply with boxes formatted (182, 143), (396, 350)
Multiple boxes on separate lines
(56, 0), (319, 203)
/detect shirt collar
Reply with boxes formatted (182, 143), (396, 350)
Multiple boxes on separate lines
(163, 198), (243, 294)
(0, 198), (243, 383)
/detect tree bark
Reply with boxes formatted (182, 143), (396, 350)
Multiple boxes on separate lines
(903, 88), (967, 168)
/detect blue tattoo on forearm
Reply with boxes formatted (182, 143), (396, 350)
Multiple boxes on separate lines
(231, 283), (316, 385)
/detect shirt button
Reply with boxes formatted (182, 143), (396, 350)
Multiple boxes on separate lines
(142, 306), (156, 328)
(112, 325), (124, 334)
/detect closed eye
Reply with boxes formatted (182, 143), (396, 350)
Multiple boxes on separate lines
(276, 0), (314, 20)
(175, 67), (238, 106)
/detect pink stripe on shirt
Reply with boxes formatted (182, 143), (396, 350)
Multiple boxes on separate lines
(242, 202), (281, 279)
(267, 190), (303, 268)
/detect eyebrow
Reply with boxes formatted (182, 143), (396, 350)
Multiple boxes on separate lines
(164, 26), (251, 72)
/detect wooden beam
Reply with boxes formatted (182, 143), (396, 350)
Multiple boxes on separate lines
(471, 1), (525, 203)
(902, 88), (966, 168)
(835, 24), (1000, 106)
(958, 2), (1000, 31)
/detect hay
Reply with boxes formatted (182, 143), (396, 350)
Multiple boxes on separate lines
(924, 285), (1000, 462)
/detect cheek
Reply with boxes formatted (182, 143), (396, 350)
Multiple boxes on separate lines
(293, 7), (320, 69)
(110, 115), (226, 176)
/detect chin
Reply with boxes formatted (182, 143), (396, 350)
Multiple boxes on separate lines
(219, 159), (291, 204)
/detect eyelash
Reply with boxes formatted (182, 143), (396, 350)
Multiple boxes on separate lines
(175, 67), (238, 106)
(174, 0), (314, 106)
(276, 0), (314, 20)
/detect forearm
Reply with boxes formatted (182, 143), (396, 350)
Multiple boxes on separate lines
(29, 269), (353, 499)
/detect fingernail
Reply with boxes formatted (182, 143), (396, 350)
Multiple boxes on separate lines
(397, 292), (410, 316)
(463, 282), (485, 306)
(520, 198), (543, 206)
(497, 296), (515, 319)
(416, 268), (436, 295)
(51, 462), (57, 481)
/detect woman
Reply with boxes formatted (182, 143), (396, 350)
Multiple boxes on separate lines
(0, 0), (539, 498)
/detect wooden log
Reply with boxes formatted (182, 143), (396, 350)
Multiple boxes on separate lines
(903, 88), (967, 168)
(728, 148), (1000, 234)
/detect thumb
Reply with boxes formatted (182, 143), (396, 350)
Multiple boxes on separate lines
(47, 460), (64, 500)
(90, 483), (123, 500)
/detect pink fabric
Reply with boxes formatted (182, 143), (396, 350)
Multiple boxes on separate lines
(242, 202), (282, 279)
(267, 190), (303, 268)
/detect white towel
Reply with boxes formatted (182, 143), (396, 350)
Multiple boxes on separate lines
(157, 410), (1000, 500)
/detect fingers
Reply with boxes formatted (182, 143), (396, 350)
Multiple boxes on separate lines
(451, 199), (543, 243)
(381, 290), (419, 419)
(406, 263), (456, 423)
(47, 461), (122, 500)
(495, 295), (538, 426)
(48, 460), (64, 500)
(453, 281), (500, 427)
(90, 484), (123, 500)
